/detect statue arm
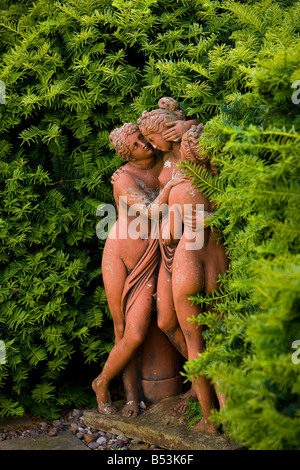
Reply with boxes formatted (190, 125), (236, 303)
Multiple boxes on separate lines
(114, 173), (186, 221)
(162, 207), (215, 246)
(167, 183), (215, 237)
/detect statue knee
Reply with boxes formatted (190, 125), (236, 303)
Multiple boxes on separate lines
(157, 313), (174, 335)
(128, 330), (146, 349)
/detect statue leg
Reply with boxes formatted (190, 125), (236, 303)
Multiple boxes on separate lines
(102, 245), (127, 342)
(92, 275), (155, 414)
(157, 263), (188, 359)
(102, 244), (140, 417)
(157, 263), (196, 414)
(121, 359), (140, 417)
(172, 247), (217, 434)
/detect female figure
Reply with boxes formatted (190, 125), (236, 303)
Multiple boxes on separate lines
(138, 100), (228, 432)
(137, 98), (193, 361)
(92, 123), (185, 415)
(170, 125), (228, 433)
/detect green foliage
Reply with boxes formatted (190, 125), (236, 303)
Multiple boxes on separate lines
(180, 2), (300, 450)
(185, 397), (203, 430)
(0, 0), (299, 448)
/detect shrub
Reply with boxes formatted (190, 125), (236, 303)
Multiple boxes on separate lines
(181, 1), (300, 450)
(0, 0), (299, 448)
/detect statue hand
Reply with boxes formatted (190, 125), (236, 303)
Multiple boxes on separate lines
(169, 174), (191, 187)
(162, 121), (190, 142)
(162, 120), (201, 142)
(111, 167), (125, 183)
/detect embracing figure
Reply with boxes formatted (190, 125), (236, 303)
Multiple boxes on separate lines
(137, 99), (229, 433)
(92, 121), (188, 416)
(171, 125), (228, 433)
(93, 98), (229, 434)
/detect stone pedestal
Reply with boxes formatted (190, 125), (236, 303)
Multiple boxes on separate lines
(140, 318), (182, 403)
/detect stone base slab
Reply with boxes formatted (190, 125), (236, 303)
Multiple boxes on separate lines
(84, 395), (243, 451)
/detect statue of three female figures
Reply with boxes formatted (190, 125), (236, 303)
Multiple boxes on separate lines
(92, 97), (229, 434)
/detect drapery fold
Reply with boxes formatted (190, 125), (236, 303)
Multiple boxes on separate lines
(121, 221), (160, 318)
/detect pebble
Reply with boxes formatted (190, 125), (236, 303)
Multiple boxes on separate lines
(83, 433), (95, 444)
(88, 442), (99, 449)
(96, 436), (107, 446)
(69, 423), (78, 433)
(48, 428), (58, 437)
(0, 407), (162, 451)
(131, 438), (141, 444)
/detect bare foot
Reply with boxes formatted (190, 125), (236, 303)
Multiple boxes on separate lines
(192, 418), (218, 435)
(168, 388), (197, 416)
(122, 400), (140, 418)
(98, 400), (117, 414)
(92, 379), (117, 415)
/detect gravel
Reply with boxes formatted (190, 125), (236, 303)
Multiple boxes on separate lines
(0, 408), (162, 450)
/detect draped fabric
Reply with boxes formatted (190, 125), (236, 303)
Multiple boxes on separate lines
(121, 221), (160, 319)
(159, 239), (176, 274)
(158, 206), (204, 273)
(158, 216), (177, 274)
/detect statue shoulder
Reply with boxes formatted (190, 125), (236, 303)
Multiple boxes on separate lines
(112, 166), (140, 194)
(168, 180), (192, 206)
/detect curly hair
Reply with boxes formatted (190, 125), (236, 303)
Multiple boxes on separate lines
(137, 97), (186, 136)
(109, 123), (139, 161)
(181, 124), (218, 174)
(181, 124), (207, 163)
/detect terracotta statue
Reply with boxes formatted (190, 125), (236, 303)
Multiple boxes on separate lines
(138, 102), (228, 433)
(92, 98), (228, 434)
(92, 122), (187, 416)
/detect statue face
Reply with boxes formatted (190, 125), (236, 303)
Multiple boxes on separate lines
(127, 130), (154, 160)
(144, 132), (172, 152)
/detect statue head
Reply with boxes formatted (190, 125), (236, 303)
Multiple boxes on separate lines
(109, 122), (155, 162)
(137, 97), (186, 151)
(180, 124), (206, 163)
(109, 123), (139, 161)
(181, 124), (217, 174)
